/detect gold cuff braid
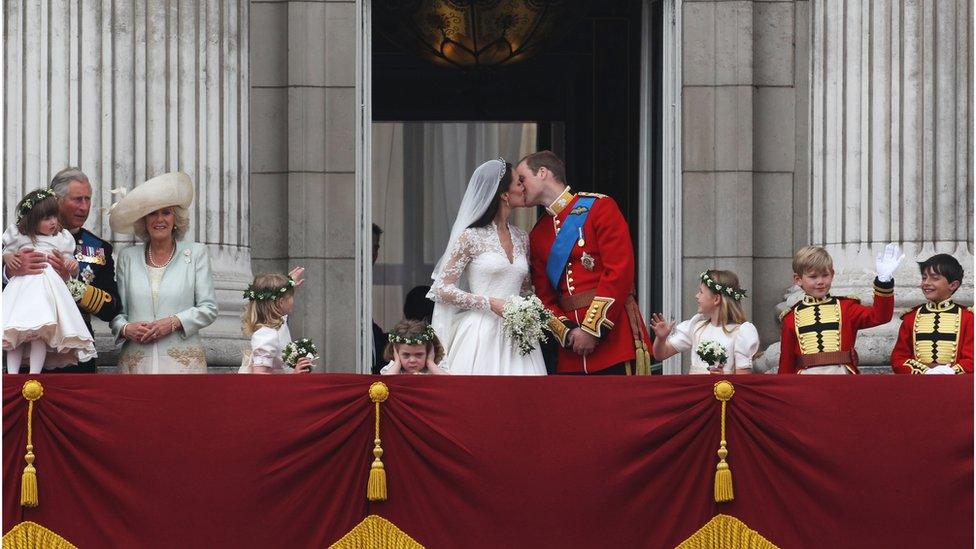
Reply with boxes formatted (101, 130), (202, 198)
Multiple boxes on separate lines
(547, 316), (572, 346)
(580, 297), (615, 338)
(78, 284), (112, 315)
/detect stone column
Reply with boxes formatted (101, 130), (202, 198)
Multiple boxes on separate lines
(759, 0), (973, 372)
(3, 0), (251, 367)
(249, 2), (358, 372)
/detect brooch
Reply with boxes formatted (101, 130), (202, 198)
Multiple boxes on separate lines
(581, 252), (596, 271)
(183, 249), (191, 264)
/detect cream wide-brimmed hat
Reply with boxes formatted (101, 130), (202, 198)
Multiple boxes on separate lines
(109, 172), (194, 234)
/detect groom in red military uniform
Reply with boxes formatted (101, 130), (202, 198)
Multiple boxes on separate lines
(517, 151), (651, 375)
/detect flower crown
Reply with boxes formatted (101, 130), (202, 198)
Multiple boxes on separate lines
(243, 276), (296, 301)
(700, 271), (747, 301)
(388, 325), (437, 346)
(17, 189), (58, 222)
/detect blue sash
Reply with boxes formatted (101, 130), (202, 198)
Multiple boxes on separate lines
(545, 196), (596, 290)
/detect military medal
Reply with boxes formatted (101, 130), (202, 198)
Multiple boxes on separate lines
(581, 252), (595, 271)
(81, 265), (95, 284)
(577, 227), (585, 247)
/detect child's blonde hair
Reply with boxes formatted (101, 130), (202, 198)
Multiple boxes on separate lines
(792, 246), (834, 276)
(241, 273), (294, 336)
(696, 270), (747, 335)
(383, 319), (445, 364)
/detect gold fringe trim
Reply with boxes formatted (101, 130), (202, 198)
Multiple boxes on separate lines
(675, 514), (779, 549)
(329, 515), (424, 548)
(367, 382), (389, 502)
(713, 380), (734, 503)
(20, 380), (43, 507)
(2, 521), (78, 549)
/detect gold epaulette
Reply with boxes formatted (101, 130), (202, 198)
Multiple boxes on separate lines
(779, 301), (803, 322)
(576, 192), (607, 199)
(901, 305), (922, 319)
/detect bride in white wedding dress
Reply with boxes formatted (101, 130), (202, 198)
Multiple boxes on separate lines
(427, 158), (547, 375)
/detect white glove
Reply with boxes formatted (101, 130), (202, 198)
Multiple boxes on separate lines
(923, 365), (956, 375)
(875, 243), (905, 282)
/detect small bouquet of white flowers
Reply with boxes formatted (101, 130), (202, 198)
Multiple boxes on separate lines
(66, 279), (86, 302)
(501, 295), (554, 356)
(282, 338), (318, 368)
(696, 340), (728, 370)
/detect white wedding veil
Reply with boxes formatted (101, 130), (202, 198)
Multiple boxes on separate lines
(428, 158), (508, 350)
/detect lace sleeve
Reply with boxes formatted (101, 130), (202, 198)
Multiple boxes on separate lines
(517, 228), (534, 296)
(428, 231), (490, 311)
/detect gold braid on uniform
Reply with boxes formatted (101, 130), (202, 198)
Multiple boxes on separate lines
(793, 296), (842, 355)
(911, 300), (964, 373)
(76, 284), (113, 315)
(580, 297), (615, 338)
(547, 316), (576, 347)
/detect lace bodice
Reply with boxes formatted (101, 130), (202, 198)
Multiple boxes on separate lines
(428, 223), (533, 311)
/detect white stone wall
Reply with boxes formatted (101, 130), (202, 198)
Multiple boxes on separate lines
(250, 0), (359, 372)
(681, 0), (811, 361)
(3, 0), (252, 366)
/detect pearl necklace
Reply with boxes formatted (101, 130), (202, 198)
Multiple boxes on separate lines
(147, 243), (175, 269)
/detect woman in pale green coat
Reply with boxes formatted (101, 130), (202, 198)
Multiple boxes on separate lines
(109, 173), (218, 373)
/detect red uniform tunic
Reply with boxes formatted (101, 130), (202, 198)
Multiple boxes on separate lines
(529, 188), (650, 374)
(891, 300), (973, 374)
(778, 280), (895, 374)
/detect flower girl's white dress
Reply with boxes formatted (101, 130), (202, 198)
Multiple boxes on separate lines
(2, 225), (97, 367)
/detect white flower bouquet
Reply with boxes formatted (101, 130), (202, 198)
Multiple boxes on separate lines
(501, 295), (554, 356)
(66, 279), (86, 302)
(282, 338), (318, 368)
(696, 340), (728, 369)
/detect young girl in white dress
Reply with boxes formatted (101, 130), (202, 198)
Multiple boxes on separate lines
(650, 270), (759, 374)
(380, 320), (450, 375)
(239, 269), (313, 374)
(2, 189), (96, 373)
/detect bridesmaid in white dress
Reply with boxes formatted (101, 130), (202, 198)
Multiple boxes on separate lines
(428, 159), (547, 376)
(650, 270), (759, 374)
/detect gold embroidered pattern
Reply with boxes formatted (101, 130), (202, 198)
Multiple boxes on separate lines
(547, 316), (571, 346)
(580, 296), (615, 338)
(794, 298), (842, 355)
(913, 304), (961, 366)
(167, 347), (206, 368)
(117, 350), (146, 373)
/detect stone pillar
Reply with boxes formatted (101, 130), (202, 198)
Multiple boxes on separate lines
(680, 1), (756, 374)
(759, 0), (973, 372)
(3, 0), (251, 367)
(249, 1), (358, 372)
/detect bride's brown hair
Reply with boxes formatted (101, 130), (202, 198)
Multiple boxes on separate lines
(468, 162), (514, 229)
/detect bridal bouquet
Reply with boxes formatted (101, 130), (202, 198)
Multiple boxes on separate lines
(502, 295), (554, 356)
(696, 340), (728, 369)
(282, 338), (318, 368)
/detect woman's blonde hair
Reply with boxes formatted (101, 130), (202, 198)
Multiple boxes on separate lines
(696, 269), (747, 335)
(383, 319), (445, 364)
(241, 272), (294, 336)
(134, 205), (191, 241)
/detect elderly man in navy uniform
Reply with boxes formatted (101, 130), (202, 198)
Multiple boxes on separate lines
(4, 168), (121, 373)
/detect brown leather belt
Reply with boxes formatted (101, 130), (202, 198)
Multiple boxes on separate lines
(558, 290), (596, 312)
(796, 349), (857, 369)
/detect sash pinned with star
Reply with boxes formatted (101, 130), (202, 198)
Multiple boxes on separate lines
(545, 196), (596, 290)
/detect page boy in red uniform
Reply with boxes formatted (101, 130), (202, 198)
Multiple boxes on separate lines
(891, 254), (973, 374)
(779, 244), (903, 374)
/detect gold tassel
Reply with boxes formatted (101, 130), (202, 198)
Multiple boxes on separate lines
(713, 380), (734, 503)
(21, 380), (43, 507)
(367, 382), (389, 502)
